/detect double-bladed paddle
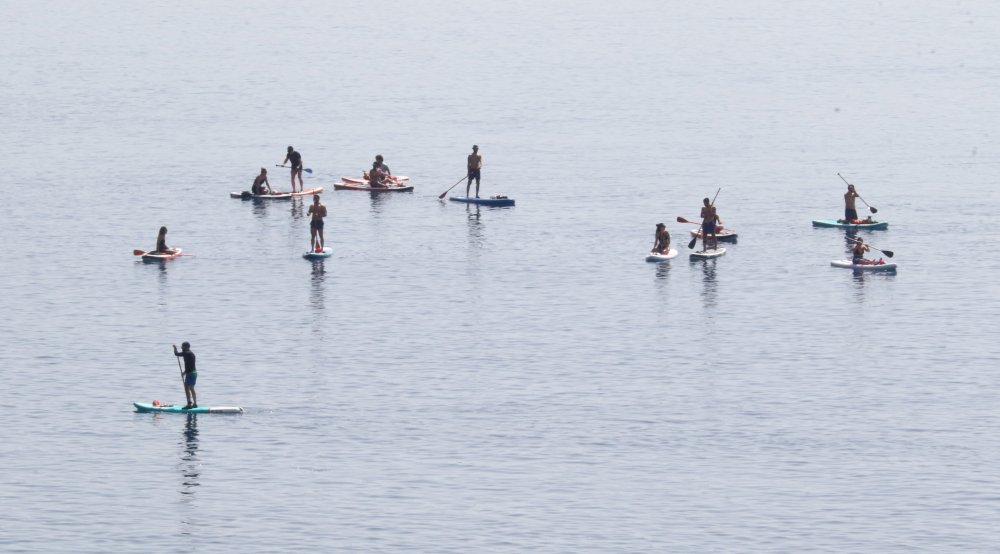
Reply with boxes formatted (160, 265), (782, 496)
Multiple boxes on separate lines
(838, 173), (878, 214)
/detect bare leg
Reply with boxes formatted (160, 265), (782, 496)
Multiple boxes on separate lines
(190, 386), (196, 407)
(184, 384), (192, 407)
(318, 227), (325, 249)
(311, 227), (317, 250)
(295, 169), (303, 192)
(466, 175), (472, 197)
(291, 171), (296, 193)
(475, 176), (481, 198)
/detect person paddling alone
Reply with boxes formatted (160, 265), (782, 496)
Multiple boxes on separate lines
(307, 194), (327, 252)
(251, 167), (271, 195)
(466, 145), (482, 198)
(173, 342), (198, 409)
(844, 184), (860, 223)
(699, 198), (720, 251)
(283, 146), (304, 193)
(652, 223), (671, 254)
(155, 226), (176, 255)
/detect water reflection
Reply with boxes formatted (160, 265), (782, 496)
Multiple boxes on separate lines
(368, 191), (389, 215)
(310, 260), (326, 310)
(179, 413), (200, 500)
(692, 258), (718, 309)
(290, 197), (305, 220)
(467, 205), (484, 248)
(250, 198), (270, 219)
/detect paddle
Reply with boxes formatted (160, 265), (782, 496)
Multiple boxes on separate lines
(837, 173), (878, 214)
(275, 164), (313, 174)
(684, 188), (721, 249)
(133, 249), (192, 257)
(852, 239), (894, 258)
(173, 345), (184, 386)
(438, 175), (470, 199)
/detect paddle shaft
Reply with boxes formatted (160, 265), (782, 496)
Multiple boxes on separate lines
(838, 173), (877, 212)
(438, 175), (469, 199)
(276, 164), (313, 174)
(851, 238), (894, 258)
(686, 188), (722, 249)
(174, 347), (184, 387)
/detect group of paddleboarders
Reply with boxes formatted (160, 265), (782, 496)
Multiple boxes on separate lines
(650, 197), (725, 255)
(362, 154), (396, 187)
(842, 182), (883, 265)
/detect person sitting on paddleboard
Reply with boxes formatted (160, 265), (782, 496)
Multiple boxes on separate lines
(251, 167), (271, 195)
(851, 237), (877, 265)
(307, 194), (327, 251)
(374, 154), (391, 179)
(368, 162), (388, 188)
(155, 226), (176, 255)
(466, 145), (482, 198)
(283, 146), (304, 193)
(700, 198), (719, 251)
(173, 342), (197, 409)
(652, 223), (670, 254)
(844, 184), (859, 223)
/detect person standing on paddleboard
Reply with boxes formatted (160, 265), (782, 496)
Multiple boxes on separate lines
(844, 184), (860, 223)
(173, 342), (197, 409)
(652, 223), (670, 254)
(283, 146), (304, 193)
(700, 198), (720, 251)
(307, 194), (327, 251)
(466, 145), (482, 198)
(251, 167), (271, 195)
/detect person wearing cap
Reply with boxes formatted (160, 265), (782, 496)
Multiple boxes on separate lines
(466, 145), (482, 198)
(282, 146), (304, 193)
(250, 167), (272, 195)
(651, 223), (671, 254)
(172, 342), (198, 410)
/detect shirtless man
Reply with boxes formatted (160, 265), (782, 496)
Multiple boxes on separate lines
(844, 184), (859, 223)
(466, 145), (482, 198)
(307, 194), (327, 251)
(283, 146), (304, 193)
(368, 162), (388, 187)
(251, 168), (271, 195)
(699, 198), (720, 251)
(652, 223), (671, 254)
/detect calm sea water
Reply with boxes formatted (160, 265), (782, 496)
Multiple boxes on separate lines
(2, 1), (999, 552)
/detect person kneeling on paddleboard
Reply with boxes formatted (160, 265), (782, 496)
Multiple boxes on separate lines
(251, 167), (272, 195)
(173, 342), (198, 409)
(652, 223), (670, 254)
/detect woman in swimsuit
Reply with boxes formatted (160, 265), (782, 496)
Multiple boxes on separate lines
(155, 226), (175, 254)
(851, 238), (873, 265)
(652, 223), (670, 254)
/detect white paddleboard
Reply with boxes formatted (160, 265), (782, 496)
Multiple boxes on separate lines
(690, 247), (727, 259)
(830, 259), (897, 271)
(645, 249), (679, 262)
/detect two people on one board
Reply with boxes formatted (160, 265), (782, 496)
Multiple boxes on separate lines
(842, 183), (874, 224)
(308, 194), (327, 252)
(652, 223), (670, 254)
(363, 154), (394, 187)
(467, 145), (482, 198)
(155, 226), (178, 255)
(173, 342), (198, 409)
(283, 146), (304, 193)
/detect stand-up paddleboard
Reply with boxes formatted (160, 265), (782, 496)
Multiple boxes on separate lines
(812, 219), (888, 230)
(830, 259), (897, 271)
(645, 248), (679, 262)
(333, 182), (414, 192)
(230, 186), (324, 199)
(690, 248), (727, 259)
(341, 176), (409, 185)
(303, 247), (333, 260)
(690, 228), (738, 241)
(134, 402), (243, 414)
(449, 195), (515, 207)
(141, 248), (183, 262)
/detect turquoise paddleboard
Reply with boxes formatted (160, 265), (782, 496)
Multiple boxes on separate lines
(303, 247), (333, 260)
(134, 402), (244, 414)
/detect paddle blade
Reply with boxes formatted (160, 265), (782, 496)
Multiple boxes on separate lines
(438, 191), (448, 199)
(304, 168), (313, 174)
(881, 249), (893, 258)
(676, 216), (688, 224)
(133, 249), (146, 256)
(869, 206), (878, 214)
(687, 237), (698, 250)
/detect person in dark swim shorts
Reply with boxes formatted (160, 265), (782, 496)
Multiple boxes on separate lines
(307, 194), (327, 251)
(699, 197), (719, 251)
(283, 146), (304, 193)
(173, 342), (198, 409)
(466, 145), (482, 198)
